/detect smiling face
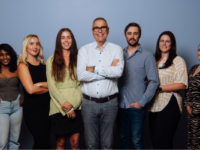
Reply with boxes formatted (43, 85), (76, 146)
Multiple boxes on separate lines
(0, 49), (11, 66)
(197, 45), (200, 60)
(125, 26), (140, 47)
(61, 31), (72, 51)
(159, 35), (172, 54)
(26, 37), (40, 57)
(92, 19), (109, 44)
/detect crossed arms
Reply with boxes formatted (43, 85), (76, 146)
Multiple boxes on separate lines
(77, 47), (124, 82)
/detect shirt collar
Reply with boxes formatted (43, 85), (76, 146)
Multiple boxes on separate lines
(94, 41), (108, 51)
(124, 44), (142, 53)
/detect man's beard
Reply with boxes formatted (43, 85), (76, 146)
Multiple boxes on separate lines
(127, 38), (138, 47)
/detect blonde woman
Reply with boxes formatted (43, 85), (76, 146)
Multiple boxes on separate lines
(17, 35), (51, 149)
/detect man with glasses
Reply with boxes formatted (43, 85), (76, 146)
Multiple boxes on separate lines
(77, 17), (124, 149)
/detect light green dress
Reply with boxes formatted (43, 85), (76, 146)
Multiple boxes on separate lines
(46, 55), (82, 116)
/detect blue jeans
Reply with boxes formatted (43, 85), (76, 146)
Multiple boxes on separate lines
(0, 95), (23, 150)
(119, 107), (145, 149)
(81, 97), (118, 150)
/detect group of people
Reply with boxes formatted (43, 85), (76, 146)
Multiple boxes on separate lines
(0, 17), (199, 150)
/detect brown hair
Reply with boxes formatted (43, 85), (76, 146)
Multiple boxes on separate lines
(52, 28), (78, 81)
(155, 31), (177, 69)
(124, 22), (141, 38)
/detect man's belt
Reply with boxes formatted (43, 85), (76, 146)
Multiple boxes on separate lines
(83, 94), (117, 103)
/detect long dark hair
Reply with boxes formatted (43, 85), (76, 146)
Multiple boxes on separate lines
(0, 44), (17, 73)
(52, 28), (78, 81)
(155, 31), (177, 69)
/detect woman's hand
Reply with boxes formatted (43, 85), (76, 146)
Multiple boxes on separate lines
(19, 99), (24, 107)
(34, 82), (48, 88)
(186, 105), (194, 117)
(67, 111), (76, 119)
(34, 83), (42, 87)
(61, 101), (73, 112)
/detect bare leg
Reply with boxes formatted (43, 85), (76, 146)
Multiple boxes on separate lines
(55, 134), (66, 150)
(70, 133), (81, 150)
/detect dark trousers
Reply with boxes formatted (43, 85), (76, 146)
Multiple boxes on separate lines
(119, 107), (145, 149)
(81, 97), (118, 149)
(149, 95), (181, 149)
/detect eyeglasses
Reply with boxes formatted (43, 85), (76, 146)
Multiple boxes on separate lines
(159, 40), (171, 44)
(92, 26), (108, 32)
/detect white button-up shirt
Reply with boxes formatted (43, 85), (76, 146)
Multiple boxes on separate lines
(77, 41), (124, 98)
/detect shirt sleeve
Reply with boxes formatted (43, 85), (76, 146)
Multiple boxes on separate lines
(46, 57), (68, 105)
(77, 47), (105, 82)
(138, 53), (159, 107)
(94, 47), (124, 78)
(174, 57), (188, 88)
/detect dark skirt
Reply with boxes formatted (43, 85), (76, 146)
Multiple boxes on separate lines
(50, 110), (83, 134)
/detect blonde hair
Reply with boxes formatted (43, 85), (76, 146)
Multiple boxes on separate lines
(17, 34), (44, 65)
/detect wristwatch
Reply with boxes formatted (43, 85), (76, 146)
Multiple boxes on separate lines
(158, 87), (162, 92)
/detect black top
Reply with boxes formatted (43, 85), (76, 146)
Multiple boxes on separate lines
(23, 62), (50, 107)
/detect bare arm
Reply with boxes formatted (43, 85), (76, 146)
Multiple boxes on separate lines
(34, 82), (48, 88)
(18, 63), (48, 95)
(161, 83), (186, 92)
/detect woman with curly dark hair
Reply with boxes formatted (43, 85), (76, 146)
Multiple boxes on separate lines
(0, 44), (24, 150)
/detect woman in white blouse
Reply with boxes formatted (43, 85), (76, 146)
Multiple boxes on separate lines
(149, 31), (188, 149)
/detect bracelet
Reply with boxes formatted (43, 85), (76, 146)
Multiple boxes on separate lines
(158, 87), (162, 92)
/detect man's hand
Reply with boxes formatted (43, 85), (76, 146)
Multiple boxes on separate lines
(128, 102), (142, 109)
(61, 101), (73, 112)
(86, 66), (95, 72)
(111, 59), (120, 66)
(67, 111), (76, 119)
(186, 105), (194, 117)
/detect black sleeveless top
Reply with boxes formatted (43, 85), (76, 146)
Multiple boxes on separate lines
(23, 62), (50, 111)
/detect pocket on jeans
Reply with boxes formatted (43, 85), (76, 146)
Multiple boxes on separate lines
(108, 98), (118, 107)
(0, 100), (8, 109)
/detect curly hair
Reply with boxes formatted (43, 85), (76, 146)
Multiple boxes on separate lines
(0, 43), (18, 73)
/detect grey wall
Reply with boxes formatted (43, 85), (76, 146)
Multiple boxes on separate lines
(0, 0), (200, 149)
